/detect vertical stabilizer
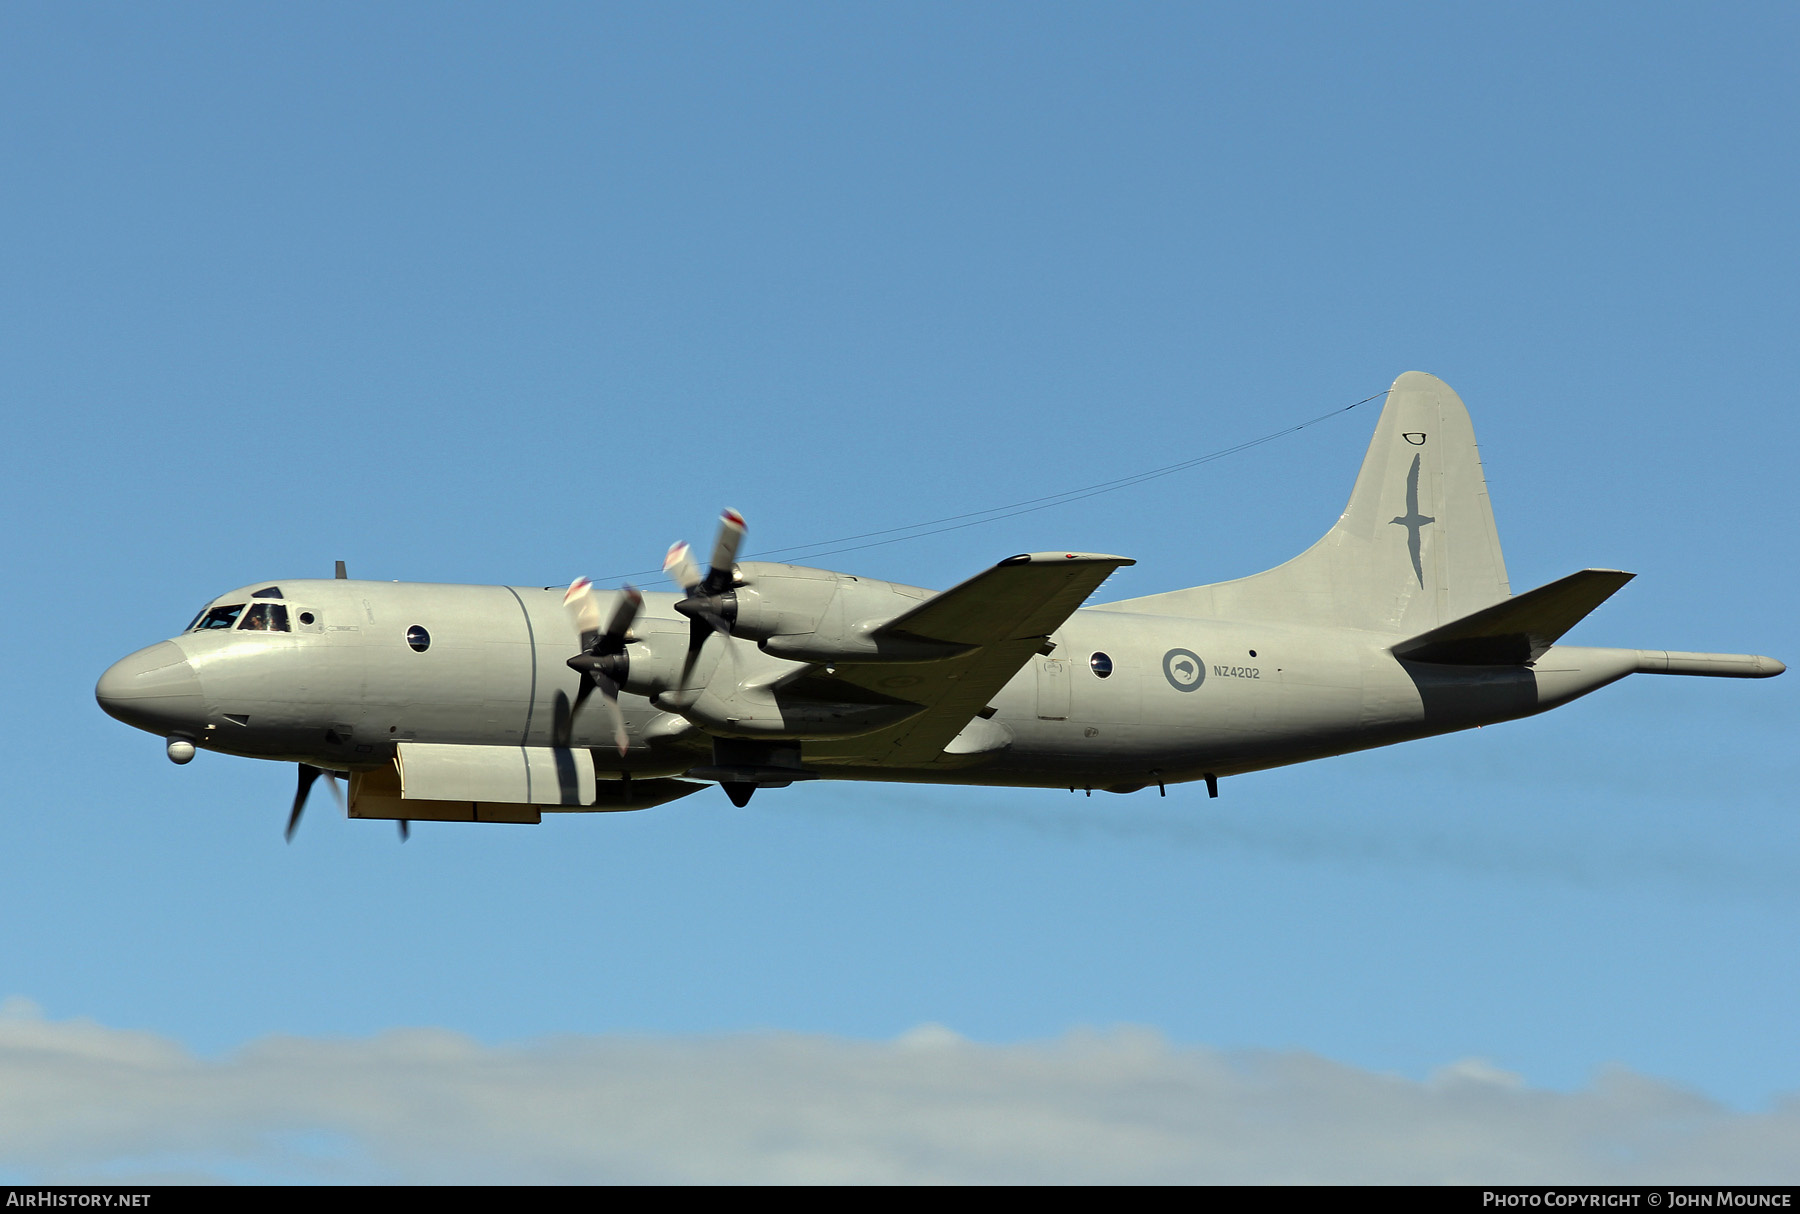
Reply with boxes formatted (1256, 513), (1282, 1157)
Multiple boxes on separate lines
(1107, 372), (1510, 632)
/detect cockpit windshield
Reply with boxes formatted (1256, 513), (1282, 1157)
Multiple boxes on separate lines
(239, 603), (290, 632)
(195, 604), (245, 631)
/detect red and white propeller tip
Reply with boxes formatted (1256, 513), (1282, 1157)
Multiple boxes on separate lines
(563, 576), (601, 637)
(710, 509), (747, 574)
(666, 510), (748, 594)
(664, 541), (701, 594)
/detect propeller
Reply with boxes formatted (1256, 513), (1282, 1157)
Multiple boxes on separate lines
(286, 762), (342, 842)
(666, 509), (746, 682)
(562, 578), (643, 755)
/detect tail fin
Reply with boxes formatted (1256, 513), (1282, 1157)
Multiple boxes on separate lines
(1108, 371), (1511, 632)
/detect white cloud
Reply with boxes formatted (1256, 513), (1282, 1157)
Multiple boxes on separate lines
(0, 998), (1794, 1184)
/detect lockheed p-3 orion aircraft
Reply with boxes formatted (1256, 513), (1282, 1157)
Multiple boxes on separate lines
(96, 372), (1784, 838)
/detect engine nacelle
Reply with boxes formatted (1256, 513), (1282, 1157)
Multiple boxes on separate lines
(618, 569), (953, 741)
(728, 562), (967, 664)
(757, 629), (969, 664)
(666, 680), (924, 741)
(611, 622), (700, 698)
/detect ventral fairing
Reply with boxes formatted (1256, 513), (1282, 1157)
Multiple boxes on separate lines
(97, 373), (1784, 837)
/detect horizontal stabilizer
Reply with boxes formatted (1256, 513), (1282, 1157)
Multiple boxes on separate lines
(1394, 569), (1635, 666)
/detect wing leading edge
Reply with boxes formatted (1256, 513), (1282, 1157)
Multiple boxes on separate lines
(797, 551), (1133, 767)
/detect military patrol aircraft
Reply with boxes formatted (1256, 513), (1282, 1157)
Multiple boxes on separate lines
(96, 372), (1784, 838)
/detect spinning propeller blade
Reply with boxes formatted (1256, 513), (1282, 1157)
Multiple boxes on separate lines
(706, 509), (746, 593)
(669, 510), (748, 684)
(562, 582), (642, 755)
(663, 542), (701, 596)
(563, 576), (603, 649)
(285, 763), (340, 842)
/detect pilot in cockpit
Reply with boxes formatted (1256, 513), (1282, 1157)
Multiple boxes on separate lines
(240, 603), (289, 632)
(189, 600), (290, 633)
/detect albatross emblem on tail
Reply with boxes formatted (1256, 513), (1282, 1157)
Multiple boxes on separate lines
(1390, 453), (1438, 586)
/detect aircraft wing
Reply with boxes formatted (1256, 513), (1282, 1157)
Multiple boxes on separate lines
(794, 552), (1133, 767)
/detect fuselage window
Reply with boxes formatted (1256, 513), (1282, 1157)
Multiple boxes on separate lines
(252, 586), (283, 599)
(406, 625), (431, 652)
(196, 604), (246, 631)
(1089, 652), (1114, 678)
(239, 603), (291, 632)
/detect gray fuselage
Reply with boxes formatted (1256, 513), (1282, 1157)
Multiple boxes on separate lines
(97, 576), (1651, 795)
(97, 373), (1784, 808)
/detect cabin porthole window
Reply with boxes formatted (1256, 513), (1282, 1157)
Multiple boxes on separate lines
(406, 625), (431, 652)
(298, 612), (315, 625)
(1089, 652), (1113, 679)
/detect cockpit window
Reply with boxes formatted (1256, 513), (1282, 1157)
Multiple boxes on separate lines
(195, 604), (245, 631)
(184, 607), (207, 631)
(252, 586), (284, 599)
(239, 603), (290, 633)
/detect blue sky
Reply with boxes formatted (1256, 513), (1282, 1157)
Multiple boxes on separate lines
(2, 2), (1796, 1182)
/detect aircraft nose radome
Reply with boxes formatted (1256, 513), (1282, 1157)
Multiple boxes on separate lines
(95, 641), (204, 734)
